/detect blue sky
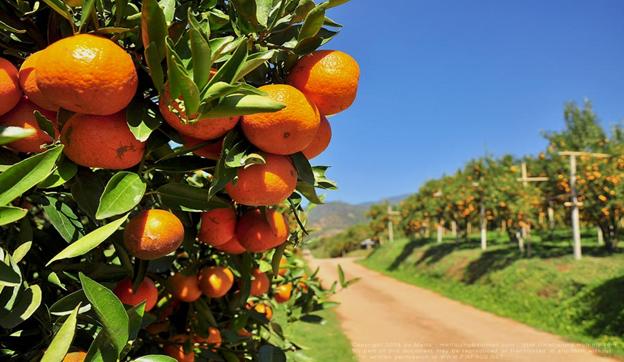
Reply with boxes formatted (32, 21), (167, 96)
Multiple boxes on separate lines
(312, 0), (624, 204)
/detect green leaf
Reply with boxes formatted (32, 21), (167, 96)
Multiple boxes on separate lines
(34, 111), (56, 139)
(166, 37), (201, 118)
(71, 170), (107, 220)
(141, 0), (168, 61)
(0, 255), (20, 287)
(296, 181), (322, 204)
(208, 131), (241, 198)
(231, 0), (260, 31)
(40, 304), (80, 362)
(208, 39), (248, 86)
(256, 0), (273, 27)
(271, 243), (287, 275)
(132, 356), (177, 362)
(159, 0), (175, 23)
(127, 302), (146, 341)
(49, 290), (90, 316)
(0, 206), (27, 226)
(96, 172), (146, 220)
(257, 344), (287, 362)
(0, 285), (42, 329)
(236, 50), (275, 81)
(0, 126), (36, 146)
(85, 328), (119, 362)
(41, 0), (73, 22)
(79, 0), (96, 31)
(42, 196), (84, 243)
(337, 264), (345, 287)
(46, 214), (129, 266)
(79, 273), (129, 355)
(188, 11), (212, 91)
(0, 145), (63, 206)
(298, 5), (326, 41)
(12, 242), (31, 264)
(324, 0), (350, 9)
(38, 157), (78, 189)
(199, 94), (285, 118)
(291, 152), (314, 184)
(145, 42), (165, 95)
(127, 101), (163, 142)
(157, 183), (230, 211)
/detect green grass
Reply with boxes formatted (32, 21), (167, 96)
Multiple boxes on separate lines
(359, 234), (624, 357)
(273, 306), (357, 362)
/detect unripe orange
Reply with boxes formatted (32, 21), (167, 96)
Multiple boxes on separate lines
(249, 268), (270, 296)
(0, 57), (22, 117)
(168, 272), (202, 302)
(113, 277), (158, 312)
(198, 266), (234, 298)
(123, 209), (185, 260)
(236, 208), (289, 253)
(198, 208), (236, 247)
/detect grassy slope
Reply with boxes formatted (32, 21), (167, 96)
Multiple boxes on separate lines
(359, 232), (624, 357)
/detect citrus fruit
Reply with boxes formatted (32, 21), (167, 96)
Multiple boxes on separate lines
(60, 112), (145, 169)
(18, 51), (58, 111)
(288, 50), (359, 115)
(302, 115), (331, 159)
(182, 135), (222, 160)
(168, 272), (202, 302)
(213, 236), (246, 255)
(198, 266), (234, 298)
(252, 302), (273, 320)
(194, 327), (222, 348)
(225, 153), (297, 206)
(236, 208), (289, 253)
(241, 84), (320, 155)
(164, 335), (195, 362)
(123, 209), (185, 260)
(249, 268), (270, 296)
(0, 57), (22, 117)
(159, 88), (238, 140)
(278, 256), (288, 276)
(274, 283), (293, 303)
(35, 34), (137, 115)
(113, 277), (158, 312)
(198, 208), (236, 247)
(62, 351), (87, 362)
(0, 98), (57, 153)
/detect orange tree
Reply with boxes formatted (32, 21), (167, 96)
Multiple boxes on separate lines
(0, 0), (358, 360)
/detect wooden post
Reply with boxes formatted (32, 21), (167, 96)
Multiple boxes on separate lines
(547, 206), (555, 230)
(451, 221), (457, 239)
(386, 205), (400, 243)
(597, 227), (604, 246)
(436, 221), (443, 244)
(516, 161), (548, 255)
(480, 203), (487, 250)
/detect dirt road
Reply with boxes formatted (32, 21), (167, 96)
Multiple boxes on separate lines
(307, 257), (615, 362)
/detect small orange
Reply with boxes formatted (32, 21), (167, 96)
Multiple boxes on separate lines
(225, 153), (297, 206)
(249, 268), (270, 296)
(194, 327), (222, 348)
(214, 236), (246, 255)
(288, 50), (360, 115)
(237, 328), (252, 338)
(168, 272), (202, 303)
(62, 351), (86, 362)
(123, 209), (185, 260)
(274, 283), (293, 304)
(198, 266), (234, 298)
(0, 57), (22, 117)
(113, 277), (158, 312)
(36, 34), (137, 115)
(159, 87), (238, 140)
(18, 51), (58, 111)
(0, 98), (57, 153)
(252, 303), (273, 320)
(302, 116), (331, 159)
(60, 112), (145, 169)
(241, 84), (320, 155)
(164, 335), (195, 362)
(278, 256), (288, 276)
(198, 208), (236, 247)
(182, 135), (222, 160)
(236, 208), (289, 253)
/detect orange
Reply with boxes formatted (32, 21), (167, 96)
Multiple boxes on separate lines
(0, 98), (57, 153)
(18, 51), (58, 111)
(198, 266), (234, 298)
(113, 277), (158, 312)
(235, 208), (289, 253)
(182, 135), (222, 160)
(164, 335), (195, 362)
(288, 50), (359, 115)
(252, 302), (273, 320)
(249, 268), (270, 296)
(278, 256), (288, 276)
(198, 208), (236, 247)
(168, 272), (202, 302)
(123, 209), (185, 260)
(241, 84), (320, 155)
(159, 87), (238, 140)
(225, 153), (297, 206)
(60, 112), (145, 169)
(302, 116), (331, 159)
(274, 283), (293, 303)
(0, 57), (21, 117)
(62, 351), (86, 362)
(214, 236), (246, 255)
(194, 327), (222, 348)
(36, 34), (137, 115)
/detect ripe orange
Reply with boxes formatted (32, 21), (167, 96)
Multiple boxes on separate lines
(278, 256), (288, 276)
(241, 84), (320, 155)
(198, 208), (236, 247)
(0, 57), (22, 117)
(274, 283), (293, 303)
(252, 302), (273, 320)
(249, 268), (270, 296)
(18, 51), (58, 111)
(194, 327), (222, 348)
(182, 135), (222, 160)
(113, 277), (158, 312)
(168, 272), (202, 302)
(60, 112), (145, 169)
(36, 34), (137, 115)
(198, 266), (234, 298)
(302, 116), (331, 159)
(214, 236), (246, 255)
(236, 208), (289, 253)
(159, 88), (238, 140)
(164, 335), (195, 362)
(225, 153), (297, 206)
(288, 50), (359, 115)
(62, 351), (86, 362)
(0, 98), (57, 153)
(123, 209), (185, 260)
